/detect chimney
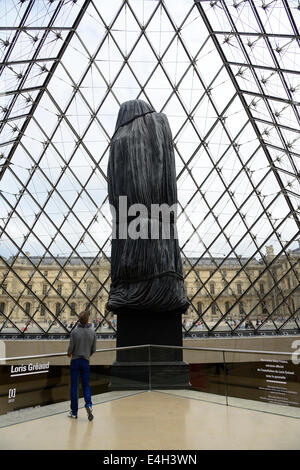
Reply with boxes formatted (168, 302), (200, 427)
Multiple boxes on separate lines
(266, 245), (274, 259)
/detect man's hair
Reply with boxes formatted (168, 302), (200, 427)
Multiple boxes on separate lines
(78, 311), (90, 325)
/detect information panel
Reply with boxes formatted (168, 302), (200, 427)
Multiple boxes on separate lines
(256, 358), (299, 407)
(0, 363), (110, 415)
(190, 360), (300, 407)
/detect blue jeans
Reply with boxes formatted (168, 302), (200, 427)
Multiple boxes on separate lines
(70, 358), (92, 416)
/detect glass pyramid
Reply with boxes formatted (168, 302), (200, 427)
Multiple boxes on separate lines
(0, 0), (299, 338)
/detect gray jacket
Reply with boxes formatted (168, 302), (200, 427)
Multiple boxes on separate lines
(68, 323), (96, 362)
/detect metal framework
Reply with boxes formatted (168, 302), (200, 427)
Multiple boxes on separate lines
(0, 0), (299, 339)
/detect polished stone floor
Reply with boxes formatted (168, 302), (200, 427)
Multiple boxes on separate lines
(0, 390), (300, 450)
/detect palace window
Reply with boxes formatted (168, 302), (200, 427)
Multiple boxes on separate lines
(260, 282), (264, 294)
(262, 300), (268, 314)
(70, 303), (76, 316)
(56, 303), (61, 316)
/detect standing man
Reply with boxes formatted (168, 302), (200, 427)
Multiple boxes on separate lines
(67, 311), (96, 421)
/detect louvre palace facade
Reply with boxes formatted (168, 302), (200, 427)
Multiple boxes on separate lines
(1, 242), (299, 336)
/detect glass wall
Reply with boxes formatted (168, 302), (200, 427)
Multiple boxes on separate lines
(0, 0), (299, 337)
(1, 345), (300, 424)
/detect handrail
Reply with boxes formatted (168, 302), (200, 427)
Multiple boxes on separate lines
(0, 344), (149, 362)
(0, 343), (293, 362)
(149, 344), (292, 356)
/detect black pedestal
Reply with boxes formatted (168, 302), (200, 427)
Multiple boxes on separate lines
(109, 312), (190, 390)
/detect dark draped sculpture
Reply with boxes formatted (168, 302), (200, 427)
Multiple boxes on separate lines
(107, 99), (189, 316)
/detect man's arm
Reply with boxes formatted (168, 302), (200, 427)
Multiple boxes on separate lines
(67, 331), (74, 358)
(90, 332), (96, 356)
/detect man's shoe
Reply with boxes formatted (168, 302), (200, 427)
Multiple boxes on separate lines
(67, 410), (77, 419)
(86, 406), (93, 421)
